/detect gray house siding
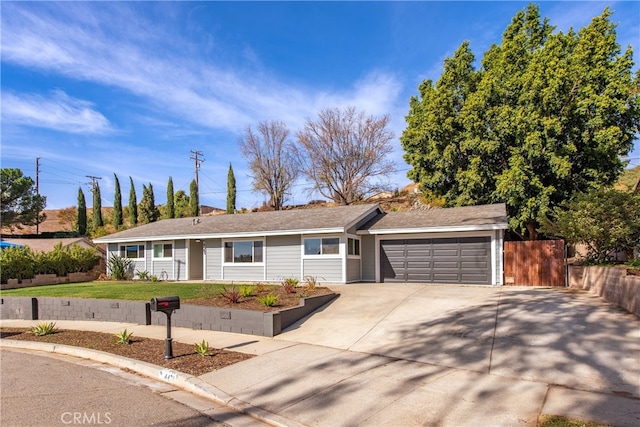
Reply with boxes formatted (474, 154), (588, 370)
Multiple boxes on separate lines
(346, 258), (361, 282)
(303, 258), (342, 283)
(223, 266), (264, 282)
(205, 239), (222, 280)
(266, 235), (301, 281)
(174, 239), (187, 281)
(361, 235), (376, 281)
(151, 260), (173, 280)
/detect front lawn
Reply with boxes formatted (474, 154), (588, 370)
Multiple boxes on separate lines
(0, 281), (225, 301)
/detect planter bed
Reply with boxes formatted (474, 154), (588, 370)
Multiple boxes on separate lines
(0, 293), (338, 337)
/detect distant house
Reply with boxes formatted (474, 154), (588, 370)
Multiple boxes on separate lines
(94, 203), (509, 285)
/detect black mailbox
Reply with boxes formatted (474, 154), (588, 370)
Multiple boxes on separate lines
(150, 296), (180, 360)
(150, 296), (180, 312)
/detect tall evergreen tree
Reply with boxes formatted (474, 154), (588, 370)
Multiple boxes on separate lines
(128, 177), (137, 226)
(138, 183), (159, 224)
(77, 187), (87, 236)
(92, 182), (103, 229)
(166, 177), (175, 219)
(189, 179), (199, 217)
(113, 174), (123, 228)
(227, 164), (236, 214)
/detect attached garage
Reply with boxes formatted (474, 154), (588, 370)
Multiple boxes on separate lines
(380, 237), (491, 284)
(359, 204), (509, 285)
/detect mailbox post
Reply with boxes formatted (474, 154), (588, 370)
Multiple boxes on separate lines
(150, 296), (180, 360)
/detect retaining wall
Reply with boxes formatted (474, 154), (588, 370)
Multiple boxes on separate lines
(0, 293), (337, 337)
(1, 272), (98, 290)
(569, 265), (640, 317)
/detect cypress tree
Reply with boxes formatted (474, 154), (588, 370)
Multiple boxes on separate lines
(189, 179), (199, 217)
(77, 187), (87, 236)
(227, 163), (236, 214)
(166, 177), (175, 219)
(92, 182), (103, 229)
(128, 177), (137, 226)
(113, 174), (123, 228)
(138, 183), (159, 224)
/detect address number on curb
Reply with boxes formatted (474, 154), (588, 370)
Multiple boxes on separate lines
(159, 369), (178, 381)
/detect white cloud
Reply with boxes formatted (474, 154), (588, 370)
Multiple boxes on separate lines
(1, 90), (112, 134)
(1, 2), (404, 135)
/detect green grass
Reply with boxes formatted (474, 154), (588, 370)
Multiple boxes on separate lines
(0, 281), (230, 301)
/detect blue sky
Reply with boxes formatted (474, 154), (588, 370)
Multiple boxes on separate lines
(2, 1), (639, 210)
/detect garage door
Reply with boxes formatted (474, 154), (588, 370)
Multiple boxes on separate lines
(380, 237), (491, 284)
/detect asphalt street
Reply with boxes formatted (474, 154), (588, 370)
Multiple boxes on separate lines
(0, 348), (262, 427)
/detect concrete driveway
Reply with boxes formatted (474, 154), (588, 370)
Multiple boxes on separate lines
(277, 283), (640, 398)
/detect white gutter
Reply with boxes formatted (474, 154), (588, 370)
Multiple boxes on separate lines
(357, 223), (509, 235)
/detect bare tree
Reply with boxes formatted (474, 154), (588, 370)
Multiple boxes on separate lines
(239, 120), (300, 210)
(296, 106), (395, 205)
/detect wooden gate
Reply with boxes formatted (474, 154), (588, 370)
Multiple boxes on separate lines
(503, 240), (565, 286)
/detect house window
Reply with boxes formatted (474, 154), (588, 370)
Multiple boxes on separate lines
(304, 238), (339, 255)
(120, 245), (144, 259)
(348, 238), (360, 256)
(224, 241), (263, 263)
(153, 243), (172, 258)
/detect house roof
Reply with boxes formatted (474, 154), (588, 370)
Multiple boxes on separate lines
(358, 203), (509, 234)
(94, 204), (383, 243)
(2, 237), (105, 254)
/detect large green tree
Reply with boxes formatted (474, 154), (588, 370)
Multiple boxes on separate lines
(189, 179), (199, 217)
(128, 177), (137, 226)
(227, 163), (236, 214)
(92, 182), (103, 229)
(77, 187), (87, 236)
(0, 168), (46, 230)
(542, 189), (640, 263)
(401, 4), (639, 239)
(113, 174), (123, 228)
(138, 183), (159, 224)
(174, 190), (190, 218)
(166, 177), (175, 219)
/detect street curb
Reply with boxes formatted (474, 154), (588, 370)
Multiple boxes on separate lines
(0, 340), (304, 427)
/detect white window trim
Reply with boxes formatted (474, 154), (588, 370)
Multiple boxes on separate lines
(119, 243), (145, 260)
(347, 236), (361, 259)
(302, 236), (342, 258)
(222, 239), (265, 266)
(152, 241), (174, 260)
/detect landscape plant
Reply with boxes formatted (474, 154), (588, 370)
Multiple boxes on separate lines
(257, 293), (279, 307)
(281, 277), (299, 294)
(219, 286), (241, 304)
(114, 329), (133, 345)
(135, 270), (150, 281)
(194, 339), (209, 356)
(239, 285), (254, 298)
(31, 322), (58, 336)
(107, 254), (134, 280)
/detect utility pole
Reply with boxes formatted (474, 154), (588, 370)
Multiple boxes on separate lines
(190, 150), (204, 215)
(86, 175), (102, 192)
(35, 157), (40, 235)
(190, 150), (204, 188)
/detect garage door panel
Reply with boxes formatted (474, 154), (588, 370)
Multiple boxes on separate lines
(381, 237), (492, 284)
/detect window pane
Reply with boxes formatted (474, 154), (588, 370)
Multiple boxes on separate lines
(355, 239), (360, 256)
(254, 241), (263, 263)
(348, 238), (354, 255)
(234, 241), (253, 263)
(304, 239), (321, 255)
(139, 245), (144, 257)
(154, 244), (163, 258)
(163, 243), (172, 258)
(322, 238), (339, 255)
(224, 242), (233, 263)
(125, 245), (138, 258)
(120, 246), (125, 257)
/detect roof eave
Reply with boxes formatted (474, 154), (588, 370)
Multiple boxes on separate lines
(357, 223), (509, 235)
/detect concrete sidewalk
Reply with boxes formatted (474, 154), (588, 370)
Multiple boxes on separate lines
(2, 285), (639, 426)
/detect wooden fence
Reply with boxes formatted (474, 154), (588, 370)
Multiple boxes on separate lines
(503, 240), (566, 286)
